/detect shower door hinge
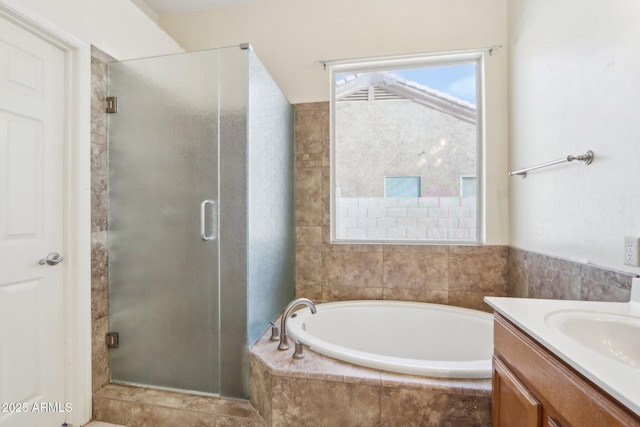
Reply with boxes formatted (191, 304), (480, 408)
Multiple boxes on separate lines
(106, 332), (119, 349)
(106, 96), (118, 113)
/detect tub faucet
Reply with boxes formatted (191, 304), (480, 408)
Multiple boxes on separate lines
(278, 297), (317, 351)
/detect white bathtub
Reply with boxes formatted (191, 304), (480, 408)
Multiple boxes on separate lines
(287, 300), (494, 378)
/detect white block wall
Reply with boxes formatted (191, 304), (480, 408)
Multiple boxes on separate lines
(336, 197), (477, 241)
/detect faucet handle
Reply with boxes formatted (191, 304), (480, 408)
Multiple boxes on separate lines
(269, 321), (280, 342)
(293, 340), (309, 359)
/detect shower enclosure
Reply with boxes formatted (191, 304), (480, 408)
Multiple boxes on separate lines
(107, 45), (294, 399)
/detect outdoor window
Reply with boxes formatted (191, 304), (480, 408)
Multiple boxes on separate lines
(384, 176), (421, 198)
(460, 175), (477, 198)
(330, 52), (483, 243)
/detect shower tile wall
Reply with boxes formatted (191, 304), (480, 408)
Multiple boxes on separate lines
(91, 45), (114, 394)
(293, 102), (509, 311)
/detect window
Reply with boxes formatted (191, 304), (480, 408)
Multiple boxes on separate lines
(330, 52), (483, 243)
(460, 175), (477, 198)
(384, 176), (421, 198)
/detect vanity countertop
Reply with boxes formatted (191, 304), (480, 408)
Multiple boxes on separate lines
(485, 278), (640, 417)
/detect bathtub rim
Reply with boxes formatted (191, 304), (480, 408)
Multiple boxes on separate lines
(286, 300), (493, 379)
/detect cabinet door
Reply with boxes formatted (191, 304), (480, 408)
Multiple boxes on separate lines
(492, 356), (542, 427)
(547, 416), (563, 427)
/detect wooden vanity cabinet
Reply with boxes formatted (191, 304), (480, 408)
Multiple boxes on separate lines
(492, 314), (640, 427)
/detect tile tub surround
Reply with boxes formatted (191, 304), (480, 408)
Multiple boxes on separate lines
(250, 328), (491, 427)
(93, 384), (264, 427)
(294, 102), (508, 310)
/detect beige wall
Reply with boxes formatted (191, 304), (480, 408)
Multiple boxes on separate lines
(508, 0), (640, 275)
(159, 0), (507, 104)
(6, 0), (182, 59)
(160, 0), (510, 244)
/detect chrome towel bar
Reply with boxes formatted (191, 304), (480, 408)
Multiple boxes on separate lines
(509, 150), (594, 178)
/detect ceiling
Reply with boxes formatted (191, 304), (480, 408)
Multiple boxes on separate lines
(141, 0), (253, 15)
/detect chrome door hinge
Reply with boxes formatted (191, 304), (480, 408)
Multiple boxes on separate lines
(106, 96), (118, 113)
(106, 332), (119, 348)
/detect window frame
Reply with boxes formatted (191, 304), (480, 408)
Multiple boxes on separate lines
(329, 51), (485, 245)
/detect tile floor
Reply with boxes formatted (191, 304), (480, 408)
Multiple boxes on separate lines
(92, 384), (264, 426)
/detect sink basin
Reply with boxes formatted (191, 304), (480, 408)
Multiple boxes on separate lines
(545, 310), (640, 368)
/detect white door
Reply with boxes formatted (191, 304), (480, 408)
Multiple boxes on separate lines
(0, 14), (66, 427)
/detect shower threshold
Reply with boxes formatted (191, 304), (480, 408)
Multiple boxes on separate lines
(92, 384), (264, 426)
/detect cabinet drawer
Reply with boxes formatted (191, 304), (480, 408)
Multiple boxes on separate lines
(494, 314), (640, 427)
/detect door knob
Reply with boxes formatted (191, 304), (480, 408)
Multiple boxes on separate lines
(39, 252), (64, 266)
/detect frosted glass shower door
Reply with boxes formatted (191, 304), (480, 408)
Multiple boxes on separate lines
(108, 50), (220, 395)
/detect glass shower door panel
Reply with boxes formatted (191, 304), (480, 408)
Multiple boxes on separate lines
(108, 50), (220, 394)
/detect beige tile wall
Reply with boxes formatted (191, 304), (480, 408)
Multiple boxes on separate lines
(91, 46), (114, 394)
(294, 102), (509, 311)
(508, 247), (635, 301)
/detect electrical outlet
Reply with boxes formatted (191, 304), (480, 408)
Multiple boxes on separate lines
(624, 236), (640, 267)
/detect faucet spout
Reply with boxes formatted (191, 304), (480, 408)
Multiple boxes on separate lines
(278, 297), (317, 351)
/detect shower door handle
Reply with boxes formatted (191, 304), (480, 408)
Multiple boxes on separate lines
(200, 199), (217, 241)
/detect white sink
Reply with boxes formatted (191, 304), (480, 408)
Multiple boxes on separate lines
(545, 310), (640, 368)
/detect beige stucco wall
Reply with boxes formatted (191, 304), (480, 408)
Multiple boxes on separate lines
(336, 100), (476, 198)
